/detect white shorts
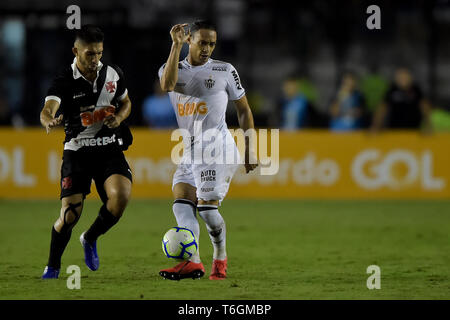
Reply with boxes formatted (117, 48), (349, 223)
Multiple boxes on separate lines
(172, 138), (240, 202)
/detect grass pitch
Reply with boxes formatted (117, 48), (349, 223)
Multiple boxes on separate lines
(0, 199), (449, 299)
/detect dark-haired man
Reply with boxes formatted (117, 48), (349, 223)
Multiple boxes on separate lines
(371, 67), (432, 132)
(40, 25), (133, 279)
(158, 20), (258, 280)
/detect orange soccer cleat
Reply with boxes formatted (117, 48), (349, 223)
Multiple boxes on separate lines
(209, 258), (227, 280)
(159, 260), (205, 280)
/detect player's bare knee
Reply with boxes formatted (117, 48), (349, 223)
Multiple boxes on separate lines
(61, 209), (77, 225)
(109, 188), (130, 204)
(107, 191), (129, 217)
(58, 201), (83, 232)
(198, 199), (219, 206)
(173, 183), (197, 203)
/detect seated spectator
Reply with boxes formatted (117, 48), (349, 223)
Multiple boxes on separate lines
(329, 71), (366, 131)
(142, 79), (177, 128)
(371, 67), (432, 132)
(281, 75), (309, 130)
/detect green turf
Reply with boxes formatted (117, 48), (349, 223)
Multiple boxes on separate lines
(0, 199), (449, 299)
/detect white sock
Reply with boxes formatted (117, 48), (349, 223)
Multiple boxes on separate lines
(198, 205), (227, 260)
(173, 199), (201, 263)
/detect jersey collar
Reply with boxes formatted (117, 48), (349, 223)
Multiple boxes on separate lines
(182, 57), (212, 69)
(71, 57), (103, 81)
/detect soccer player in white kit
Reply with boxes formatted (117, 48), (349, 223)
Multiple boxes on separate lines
(158, 20), (258, 280)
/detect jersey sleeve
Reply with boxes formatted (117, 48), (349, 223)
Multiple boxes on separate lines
(45, 76), (65, 105)
(225, 64), (246, 101)
(111, 65), (128, 101)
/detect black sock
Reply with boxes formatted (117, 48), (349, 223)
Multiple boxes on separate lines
(84, 205), (120, 244)
(47, 226), (72, 269)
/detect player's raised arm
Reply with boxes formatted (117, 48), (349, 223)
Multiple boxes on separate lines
(160, 23), (189, 92)
(234, 95), (258, 173)
(40, 99), (63, 134)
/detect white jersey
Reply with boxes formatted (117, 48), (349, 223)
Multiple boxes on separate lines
(159, 58), (244, 201)
(158, 58), (245, 138)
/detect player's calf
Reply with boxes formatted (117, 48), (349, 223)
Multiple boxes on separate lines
(197, 204), (228, 280)
(42, 199), (83, 279)
(198, 205), (227, 261)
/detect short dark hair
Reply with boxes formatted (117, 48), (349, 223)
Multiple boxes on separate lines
(75, 25), (104, 44)
(189, 20), (217, 34)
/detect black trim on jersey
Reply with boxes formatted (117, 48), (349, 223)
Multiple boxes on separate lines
(109, 64), (127, 99)
(93, 65), (107, 102)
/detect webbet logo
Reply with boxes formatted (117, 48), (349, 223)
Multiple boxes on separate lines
(351, 149), (445, 190)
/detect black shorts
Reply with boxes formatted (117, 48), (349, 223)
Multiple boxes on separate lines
(60, 149), (132, 202)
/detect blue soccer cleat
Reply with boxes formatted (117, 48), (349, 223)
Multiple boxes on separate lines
(42, 266), (60, 279)
(80, 232), (99, 271)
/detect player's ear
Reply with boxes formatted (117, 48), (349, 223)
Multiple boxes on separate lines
(72, 46), (78, 57)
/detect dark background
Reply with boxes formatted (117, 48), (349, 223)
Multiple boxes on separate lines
(1, 0), (450, 128)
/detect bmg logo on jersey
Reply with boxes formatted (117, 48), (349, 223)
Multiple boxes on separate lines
(177, 101), (208, 116)
(80, 105), (116, 126)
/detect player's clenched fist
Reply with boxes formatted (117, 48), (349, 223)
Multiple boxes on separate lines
(104, 114), (121, 128)
(170, 23), (189, 45)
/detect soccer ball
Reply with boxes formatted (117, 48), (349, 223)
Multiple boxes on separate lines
(162, 227), (198, 260)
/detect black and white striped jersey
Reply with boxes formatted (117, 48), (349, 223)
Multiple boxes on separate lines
(45, 58), (130, 152)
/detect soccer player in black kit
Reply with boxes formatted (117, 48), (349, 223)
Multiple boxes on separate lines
(40, 25), (133, 279)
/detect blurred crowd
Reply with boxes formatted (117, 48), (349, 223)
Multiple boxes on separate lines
(139, 66), (450, 133)
(276, 66), (437, 133)
(2, 0), (450, 132)
(2, 60), (450, 132)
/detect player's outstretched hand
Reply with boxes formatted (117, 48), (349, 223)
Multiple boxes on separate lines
(104, 114), (121, 128)
(170, 23), (189, 45)
(46, 114), (63, 134)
